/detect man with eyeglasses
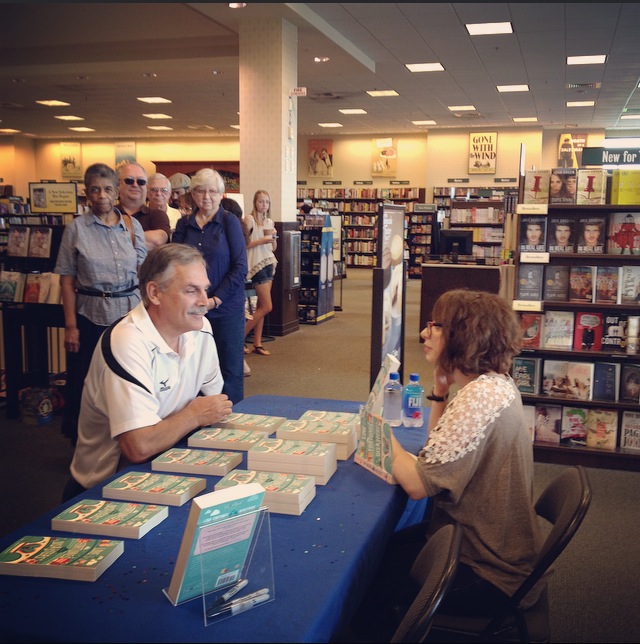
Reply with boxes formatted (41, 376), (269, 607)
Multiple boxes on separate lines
(117, 162), (171, 250)
(147, 172), (182, 234)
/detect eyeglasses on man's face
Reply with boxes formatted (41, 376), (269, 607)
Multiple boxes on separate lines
(193, 188), (221, 197)
(122, 177), (147, 186)
(148, 187), (169, 194)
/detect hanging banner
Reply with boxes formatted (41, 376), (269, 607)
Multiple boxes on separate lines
(469, 132), (497, 174)
(60, 142), (82, 179)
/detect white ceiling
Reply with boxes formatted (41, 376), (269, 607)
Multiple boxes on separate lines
(2, 2), (640, 140)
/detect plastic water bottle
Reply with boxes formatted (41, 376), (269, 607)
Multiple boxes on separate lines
(402, 373), (425, 428)
(383, 372), (402, 427)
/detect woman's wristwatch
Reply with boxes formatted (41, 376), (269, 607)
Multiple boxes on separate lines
(426, 388), (449, 402)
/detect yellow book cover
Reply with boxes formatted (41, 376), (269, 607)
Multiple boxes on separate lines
(613, 169), (640, 205)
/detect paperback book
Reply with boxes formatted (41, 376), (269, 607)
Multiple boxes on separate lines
(516, 264), (544, 301)
(572, 311), (603, 352)
(593, 362), (621, 402)
(594, 266), (620, 304)
(546, 216), (576, 253)
(247, 438), (337, 485)
(215, 469), (316, 516)
(568, 266), (595, 303)
(0, 270), (26, 303)
(576, 215), (606, 254)
(565, 361), (595, 400)
(542, 360), (569, 397)
(542, 265), (570, 301)
(102, 472), (206, 507)
(0, 535), (124, 582)
(164, 482), (266, 605)
(611, 169), (640, 205)
(217, 413), (286, 433)
(534, 403), (562, 445)
(607, 212), (640, 255)
(7, 225), (29, 257)
(27, 226), (52, 258)
(520, 312), (544, 350)
(523, 404), (536, 442)
(576, 168), (607, 205)
(561, 406), (589, 445)
(51, 499), (168, 539)
(523, 169), (550, 205)
(519, 215), (548, 253)
(620, 410), (640, 451)
(601, 314), (627, 353)
(542, 311), (574, 350)
(188, 427), (270, 452)
(151, 448), (242, 477)
(298, 410), (361, 434)
(549, 168), (577, 205)
(512, 356), (541, 395)
(619, 363), (640, 403)
(617, 265), (640, 304)
(22, 273), (48, 304)
(586, 408), (619, 451)
(276, 419), (357, 460)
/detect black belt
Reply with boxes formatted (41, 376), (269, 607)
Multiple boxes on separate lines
(76, 284), (138, 298)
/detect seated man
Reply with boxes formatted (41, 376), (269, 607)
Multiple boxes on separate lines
(64, 244), (233, 500)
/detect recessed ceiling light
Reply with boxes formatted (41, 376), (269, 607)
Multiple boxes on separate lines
(318, 123), (343, 128)
(68, 127), (95, 132)
(405, 62), (444, 73)
(0, 128), (21, 134)
(228, 3), (247, 8)
(367, 90), (399, 97)
(566, 100), (596, 107)
(137, 97), (172, 104)
(314, 56), (330, 63)
(567, 55), (606, 65)
(36, 100), (70, 107)
(142, 113), (173, 119)
(142, 72), (158, 79)
(513, 117), (538, 122)
(147, 125), (173, 130)
(339, 108), (367, 115)
(497, 85), (529, 93)
(466, 22), (513, 36)
(448, 105), (476, 111)
(54, 115), (84, 121)
(230, 124), (240, 129)
(412, 120), (437, 125)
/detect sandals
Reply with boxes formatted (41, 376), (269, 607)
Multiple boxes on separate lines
(253, 345), (271, 356)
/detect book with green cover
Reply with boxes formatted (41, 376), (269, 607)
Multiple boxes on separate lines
(215, 469), (316, 516)
(188, 427), (269, 451)
(151, 448), (242, 476)
(276, 419), (357, 460)
(0, 535), (124, 582)
(218, 412), (286, 432)
(102, 471), (206, 507)
(164, 482), (265, 605)
(51, 499), (168, 539)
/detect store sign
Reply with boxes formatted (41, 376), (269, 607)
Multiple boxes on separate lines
(447, 178), (469, 183)
(323, 180), (342, 185)
(582, 147), (640, 166)
(354, 180), (373, 185)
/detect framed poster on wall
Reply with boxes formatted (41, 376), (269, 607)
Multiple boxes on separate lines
(469, 132), (497, 174)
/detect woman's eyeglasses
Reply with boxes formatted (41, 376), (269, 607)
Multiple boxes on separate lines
(123, 178), (147, 186)
(193, 188), (221, 197)
(424, 320), (443, 335)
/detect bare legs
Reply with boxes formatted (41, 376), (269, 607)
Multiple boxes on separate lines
(244, 280), (273, 353)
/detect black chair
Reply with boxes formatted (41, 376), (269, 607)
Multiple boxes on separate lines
(390, 522), (463, 643)
(429, 465), (592, 643)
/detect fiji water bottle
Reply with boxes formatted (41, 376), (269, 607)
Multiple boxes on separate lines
(402, 373), (425, 428)
(383, 372), (403, 427)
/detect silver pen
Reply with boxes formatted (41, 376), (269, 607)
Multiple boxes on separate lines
(208, 578), (248, 610)
(206, 588), (270, 619)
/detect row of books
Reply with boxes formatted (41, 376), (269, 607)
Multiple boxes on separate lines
(525, 404), (640, 452)
(3, 225), (54, 259)
(520, 311), (629, 353)
(517, 263), (640, 306)
(519, 212), (640, 255)
(0, 270), (61, 304)
(513, 356), (640, 403)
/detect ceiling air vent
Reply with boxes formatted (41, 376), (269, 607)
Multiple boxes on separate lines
(566, 83), (601, 89)
(453, 112), (482, 118)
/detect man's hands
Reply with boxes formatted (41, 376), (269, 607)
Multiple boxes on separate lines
(188, 394), (233, 427)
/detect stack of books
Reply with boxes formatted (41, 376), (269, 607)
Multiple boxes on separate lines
(276, 419), (357, 460)
(151, 448), (242, 476)
(102, 472), (206, 507)
(215, 469), (316, 516)
(217, 412), (287, 433)
(188, 427), (271, 451)
(247, 438), (337, 485)
(297, 410), (360, 435)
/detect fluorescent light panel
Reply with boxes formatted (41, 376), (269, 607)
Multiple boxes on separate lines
(318, 122), (343, 128)
(339, 108), (367, 115)
(448, 105), (476, 111)
(69, 127), (94, 132)
(142, 113), (173, 119)
(567, 54), (606, 65)
(147, 125), (173, 130)
(566, 100), (595, 107)
(405, 62), (444, 73)
(137, 97), (172, 104)
(412, 120), (437, 125)
(497, 84), (529, 93)
(513, 117), (538, 122)
(366, 90), (399, 97)
(54, 115), (84, 121)
(620, 115), (640, 120)
(466, 22), (513, 35)
(0, 128), (20, 134)
(36, 100), (70, 107)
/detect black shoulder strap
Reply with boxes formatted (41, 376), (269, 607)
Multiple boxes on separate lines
(101, 317), (151, 394)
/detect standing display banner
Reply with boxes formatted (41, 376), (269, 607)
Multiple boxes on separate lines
(370, 203), (406, 389)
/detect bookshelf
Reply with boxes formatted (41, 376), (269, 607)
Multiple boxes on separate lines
(449, 198), (506, 265)
(407, 204), (438, 279)
(513, 203), (640, 471)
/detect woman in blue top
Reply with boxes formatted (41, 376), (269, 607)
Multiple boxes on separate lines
(172, 168), (248, 403)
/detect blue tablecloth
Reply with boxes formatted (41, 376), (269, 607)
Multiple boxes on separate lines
(0, 395), (428, 643)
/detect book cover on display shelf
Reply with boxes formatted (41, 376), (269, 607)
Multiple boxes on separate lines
(516, 263), (544, 301)
(534, 403), (562, 445)
(512, 356), (541, 395)
(586, 408), (619, 451)
(619, 363), (640, 403)
(561, 406), (589, 446)
(519, 215), (547, 253)
(188, 427), (271, 452)
(164, 482), (266, 606)
(276, 419), (357, 460)
(542, 311), (574, 350)
(549, 168), (577, 205)
(607, 212), (640, 255)
(0, 535), (124, 582)
(565, 361), (595, 401)
(602, 314), (627, 353)
(572, 311), (603, 352)
(102, 471), (206, 507)
(577, 168), (607, 205)
(520, 312), (544, 350)
(7, 225), (29, 257)
(595, 266), (620, 304)
(51, 499), (168, 539)
(576, 215), (606, 254)
(620, 410), (640, 451)
(0, 270), (26, 303)
(523, 169), (550, 204)
(543, 265), (570, 301)
(546, 216), (576, 253)
(27, 226), (52, 258)
(152, 448), (242, 477)
(568, 266), (595, 303)
(542, 360), (569, 397)
(215, 469), (316, 516)
(617, 265), (640, 304)
(611, 169), (640, 205)
(593, 362), (621, 402)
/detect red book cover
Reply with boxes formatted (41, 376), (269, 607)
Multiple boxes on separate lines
(573, 311), (603, 352)
(520, 313), (544, 350)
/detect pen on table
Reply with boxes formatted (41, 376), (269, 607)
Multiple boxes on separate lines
(206, 588), (270, 619)
(209, 578), (249, 609)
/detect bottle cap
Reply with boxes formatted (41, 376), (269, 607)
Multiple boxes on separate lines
(409, 373), (419, 381)
(389, 372), (399, 380)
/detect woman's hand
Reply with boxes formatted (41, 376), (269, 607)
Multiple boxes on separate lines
(433, 366), (453, 397)
(64, 326), (80, 353)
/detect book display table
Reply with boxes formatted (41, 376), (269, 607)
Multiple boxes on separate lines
(0, 395), (428, 643)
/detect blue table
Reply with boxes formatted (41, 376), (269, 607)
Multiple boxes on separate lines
(0, 395), (428, 643)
